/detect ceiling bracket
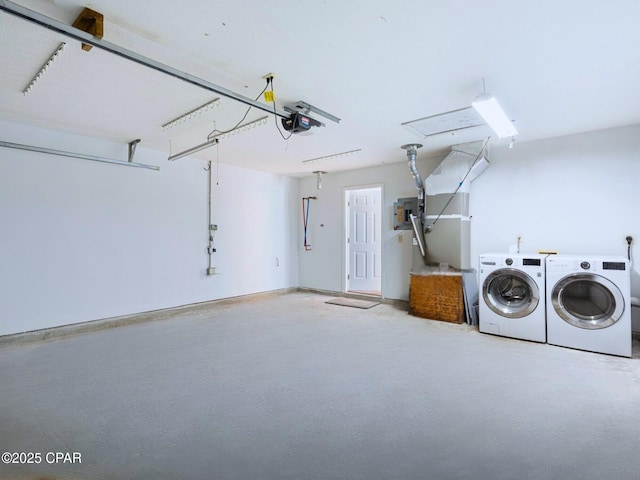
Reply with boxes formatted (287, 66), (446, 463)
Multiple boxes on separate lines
(284, 101), (340, 124)
(128, 139), (141, 163)
(295, 101), (341, 124)
(71, 7), (103, 51)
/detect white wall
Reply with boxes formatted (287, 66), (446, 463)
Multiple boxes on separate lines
(4, 120), (639, 334)
(297, 157), (444, 301)
(470, 124), (640, 330)
(297, 124), (640, 324)
(0, 120), (298, 335)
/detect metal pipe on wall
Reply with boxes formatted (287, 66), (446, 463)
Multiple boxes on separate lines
(401, 144), (426, 225)
(206, 161), (217, 275)
(0, 140), (159, 170)
(401, 143), (429, 263)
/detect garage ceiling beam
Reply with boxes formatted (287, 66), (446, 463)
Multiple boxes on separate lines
(0, 0), (288, 119)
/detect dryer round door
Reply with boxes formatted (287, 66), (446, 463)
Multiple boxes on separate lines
(551, 273), (624, 330)
(482, 268), (540, 318)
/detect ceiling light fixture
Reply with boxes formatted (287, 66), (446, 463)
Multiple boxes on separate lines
(23, 42), (65, 95)
(313, 171), (327, 190)
(471, 80), (518, 138)
(207, 116), (269, 141)
(168, 139), (219, 162)
(162, 98), (221, 130)
(302, 149), (362, 165)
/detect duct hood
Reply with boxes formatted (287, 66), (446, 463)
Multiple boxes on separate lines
(403, 140), (489, 270)
(424, 142), (489, 196)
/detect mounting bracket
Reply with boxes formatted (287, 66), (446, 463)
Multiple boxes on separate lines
(71, 7), (103, 51)
(285, 100), (341, 124)
(128, 139), (141, 163)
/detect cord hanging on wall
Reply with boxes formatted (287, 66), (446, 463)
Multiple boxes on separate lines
(302, 196), (317, 251)
(215, 135), (220, 186)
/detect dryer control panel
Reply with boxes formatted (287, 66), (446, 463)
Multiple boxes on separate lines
(603, 261), (626, 271)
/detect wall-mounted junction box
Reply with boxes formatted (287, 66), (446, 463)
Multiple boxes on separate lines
(394, 197), (418, 230)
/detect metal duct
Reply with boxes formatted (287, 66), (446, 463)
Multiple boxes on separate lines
(401, 143), (428, 263)
(402, 140), (490, 270)
(402, 143), (424, 192)
(426, 140), (489, 270)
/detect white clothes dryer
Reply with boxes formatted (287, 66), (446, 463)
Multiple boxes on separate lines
(479, 253), (547, 343)
(546, 255), (631, 357)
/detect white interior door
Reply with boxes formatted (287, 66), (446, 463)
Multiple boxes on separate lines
(347, 187), (382, 294)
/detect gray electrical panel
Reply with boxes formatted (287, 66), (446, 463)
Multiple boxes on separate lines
(393, 197), (418, 230)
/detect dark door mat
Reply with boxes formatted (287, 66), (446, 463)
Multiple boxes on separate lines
(325, 297), (380, 309)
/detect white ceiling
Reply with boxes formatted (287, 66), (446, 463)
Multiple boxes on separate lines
(1, 0), (639, 176)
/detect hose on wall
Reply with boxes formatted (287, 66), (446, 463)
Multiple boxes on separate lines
(302, 196), (317, 251)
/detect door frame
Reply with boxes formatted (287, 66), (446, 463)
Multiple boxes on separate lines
(343, 183), (383, 297)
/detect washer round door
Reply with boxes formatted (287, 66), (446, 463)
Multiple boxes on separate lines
(551, 273), (624, 330)
(483, 268), (540, 318)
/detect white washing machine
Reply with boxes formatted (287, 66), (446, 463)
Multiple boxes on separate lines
(479, 253), (547, 342)
(546, 255), (631, 357)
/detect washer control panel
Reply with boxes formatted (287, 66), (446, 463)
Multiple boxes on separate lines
(603, 261), (626, 271)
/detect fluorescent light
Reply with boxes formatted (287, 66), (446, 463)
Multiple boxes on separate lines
(23, 42), (66, 95)
(471, 93), (518, 138)
(168, 139), (219, 162)
(162, 99), (221, 130)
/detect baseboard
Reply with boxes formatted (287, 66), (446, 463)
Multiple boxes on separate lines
(0, 288), (296, 347)
(0, 287), (409, 347)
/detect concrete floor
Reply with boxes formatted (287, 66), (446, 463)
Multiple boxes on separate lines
(1, 291), (640, 480)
